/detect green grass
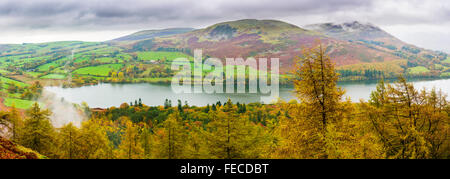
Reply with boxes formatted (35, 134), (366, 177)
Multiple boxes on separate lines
(117, 53), (132, 61)
(36, 57), (69, 72)
(137, 51), (193, 61)
(407, 66), (430, 74)
(0, 76), (28, 87)
(0, 69), (10, 74)
(73, 56), (90, 63)
(3, 98), (37, 109)
(440, 72), (450, 77)
(40, 73), (66, 79)
(96, 57), (118, 63)
(73, 64), (123, 76)
(443, 57), (450, 64)
(434, 64), (444, 70)
(25, 72), (43, 78)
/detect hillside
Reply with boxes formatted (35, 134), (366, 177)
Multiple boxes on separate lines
(0, 136), (44, 159)
(305, 21), (449, 79)
(130, 19), (448, 76)
(110, 28), (195, 42)
(305, 21), (400, 43)
(0, 19), (448, 94)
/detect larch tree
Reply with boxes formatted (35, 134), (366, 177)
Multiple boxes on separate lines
(56, 122), (81, 159)
(293, 42), (345, 129)
(117, 120), (144, 159)
(78, 119), (112, 159)
(9, 104), (21, 142)
(140, 125), (154, 158)
(184, 121), (209, 159)
(154, 112), (187, 159)
(362, 77), (449, 158)
(19, 102), (56, 157)
(289, 42), (350, 158)
(206, 99), (268, 159)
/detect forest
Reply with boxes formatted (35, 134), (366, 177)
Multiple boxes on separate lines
(0, 44), (448, 159)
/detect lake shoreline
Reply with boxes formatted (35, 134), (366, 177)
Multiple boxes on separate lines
(44, 78), (450, 108)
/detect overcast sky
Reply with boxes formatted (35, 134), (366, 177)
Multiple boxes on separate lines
(0, 0), (449, 52)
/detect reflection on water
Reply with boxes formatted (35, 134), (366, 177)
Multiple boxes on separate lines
(44, 78), (450, 108)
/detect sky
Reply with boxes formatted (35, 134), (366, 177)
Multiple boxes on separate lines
(0, 0), (449, 53)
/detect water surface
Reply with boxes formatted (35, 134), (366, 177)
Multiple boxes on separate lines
(45, 78), (450, 108)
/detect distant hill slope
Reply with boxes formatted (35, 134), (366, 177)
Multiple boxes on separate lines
(305, 21), (401, 43)
(305, 22), (448, 75)
(125, 19), (431, 74)
(111, 28), (195, 42)
(0, 19), (447, 82)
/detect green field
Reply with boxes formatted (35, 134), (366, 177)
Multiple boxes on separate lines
(73, 64), (123, 76)
(0, 69), (10, 74)
(0, 76), (28, 87)
(36, 57), (69, 72)
(137, 51), (193, 61)
(97, 57), (119, 63)
(40, 73), (66, 79)
(443, 57), (450, 64)
(440, 72), (450, 77)
(407, 66), (430, 74)
(3, 98), (37, 109)
(73, 56), (90, 63)
(25, 72), (43, 78)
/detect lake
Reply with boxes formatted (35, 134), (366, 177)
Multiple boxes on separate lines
(44, 78), (450, 108)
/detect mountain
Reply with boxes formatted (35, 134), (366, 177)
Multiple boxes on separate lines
(144, 19), (324, 71)
(125, 19), (444, 75)
(0, 19), (447, 83)
(304, 21), (448, 79)
(111, 28), (195, 42)
(305, 21), (401, 43)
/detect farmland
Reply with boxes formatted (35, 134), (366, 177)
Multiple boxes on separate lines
(73, 64), (123, 76)
(3, 98), (37, 109)
(40, 74), (66, 79)
(137, 51), (194, 61)
(407, 66), (431, 75)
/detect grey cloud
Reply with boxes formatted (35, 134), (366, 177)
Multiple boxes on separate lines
(0, 0), (448, 53)
(0, 0), (377, 30)
(0, 0), (448, 30)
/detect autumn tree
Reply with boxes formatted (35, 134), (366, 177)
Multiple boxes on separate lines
(140, 125), (154, 158)
(19, 102), (56, 157)
(362, 77), (449, 159)
(293, 42), (345, 129)
(285, 42), (354, 158)
(78, 119), (113, 159)
(116, 120), (144, 159)
(9, 104), (21, 142)
(184, 122), (209, 158)
(153, 112), (187, 159)
(206, 99), (268, 159)
(56, 123), (81, 159)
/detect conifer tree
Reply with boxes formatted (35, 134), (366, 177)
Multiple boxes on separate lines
(78, 119), (112, 159)
(293, 42), (345, 129)
(155, 112), (187, 159)
(362, 77), (449, 158)
(117, 120), (144, 159)
(19, 102), (56, 156)
(287, 42), (348, 158)
(206, 99), (267, 159)
(56, 123), (81, 159)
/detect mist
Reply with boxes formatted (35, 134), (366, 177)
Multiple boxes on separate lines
(39, 90), (86, 128)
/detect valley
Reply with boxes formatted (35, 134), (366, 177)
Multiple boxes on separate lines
(0, 19), (448, 110)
